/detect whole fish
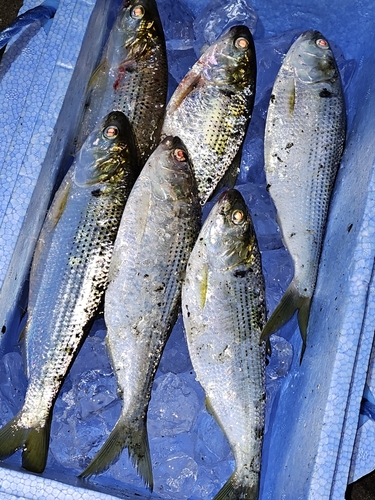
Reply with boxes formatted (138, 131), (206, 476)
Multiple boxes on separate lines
(161, 25), (256, 204)
(0, 111), (139, 473)
(77, 0), (168, 166)
(261, 30), (346, 359)
(79, 136), (201, 489)
(181, 189), (266, 500)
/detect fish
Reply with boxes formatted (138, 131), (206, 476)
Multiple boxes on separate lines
(181, 189), (266, 500)
(79, 136), (201, 489)
(161, 25), (256, 205)
(261, 30), (346, 359)
(0, 111), (139, 473)
(77, 0), (168, 167)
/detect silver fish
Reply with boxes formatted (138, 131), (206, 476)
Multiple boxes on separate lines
(161, 25), (256, 204)
(261, 30), (346, 359)
(182, 189), (266, 500)
(79, 136), (201, 489)
(0, 111), (138, 473)
(77, 0), (168, 166)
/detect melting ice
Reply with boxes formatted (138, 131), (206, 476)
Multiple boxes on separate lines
(0, 0), (357, 498)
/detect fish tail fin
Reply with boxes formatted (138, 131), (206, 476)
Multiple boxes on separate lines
(79, 414), (153, 491)
(260, 281), (311, 361)
(212, 472), (259, 500)
(22, 415), (51, 473)
(0, 412), (50, 473)
(297, 294), (311, 363)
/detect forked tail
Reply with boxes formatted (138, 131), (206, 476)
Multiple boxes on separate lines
(212, 471), (259, 500)
(79, 413), (153, 491)
(260, 280), (312, 363)
(0, 411), (51, 473)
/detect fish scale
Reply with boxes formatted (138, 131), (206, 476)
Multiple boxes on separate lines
(262, 30), (346, 358)
(182, 189), (266, 500)
(0, 111), (138, 474)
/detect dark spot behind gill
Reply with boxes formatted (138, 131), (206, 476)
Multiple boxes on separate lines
(319, 88), (333, 98)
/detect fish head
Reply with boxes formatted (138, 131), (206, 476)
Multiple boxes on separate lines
(198, 25), (256, 91)
(74, 111), (138, 188)
(205, 189), (257, 270)
(112, 0), (165, 59)
(148, 136), (198, 203)
(290, 30), (338, 84)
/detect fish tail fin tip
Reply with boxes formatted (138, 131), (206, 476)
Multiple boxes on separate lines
(261, 281), (311, 339)
(0, 414), (27, 461)
(79, 416), (153, 491)
(298, 295), (312, 363)
(212, 472), (258, 500)
(0, 413), (49, 473)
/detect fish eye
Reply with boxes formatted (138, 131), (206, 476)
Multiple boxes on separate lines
(231, 209), (245, 224)
(131, 5), (145, 18)
(316, 38), (329, 50)
(235, 37), (249, 50)
(174, 148), (186, 162)
(103, 126), (119, 139)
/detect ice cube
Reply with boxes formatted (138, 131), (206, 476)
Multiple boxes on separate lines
(148, 371), (203, 437)
(157, 0), (195, 50)
(267, 335), (293, 380)
(157, 0), (198, 83)
(0, 351), (26, 424)
(193, 0), (258, 56)
(158, 316), (193, 375)
(194, 410), (232, 465)
(153, 452), (198, 499)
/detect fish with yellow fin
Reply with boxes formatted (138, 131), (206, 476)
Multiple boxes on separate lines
(261, 30), (346, 360)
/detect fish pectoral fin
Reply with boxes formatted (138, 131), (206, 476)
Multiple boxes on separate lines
(0, 412), (50, 474)
(199, 263), (209, 309)
(205, 396), (214, 417)
(79, 413), (153, 492)
(261, 281), (311, 361)
(86, 59), (108, 94)
(167, 69), (203, 114)
(212, 470), (259, 500)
